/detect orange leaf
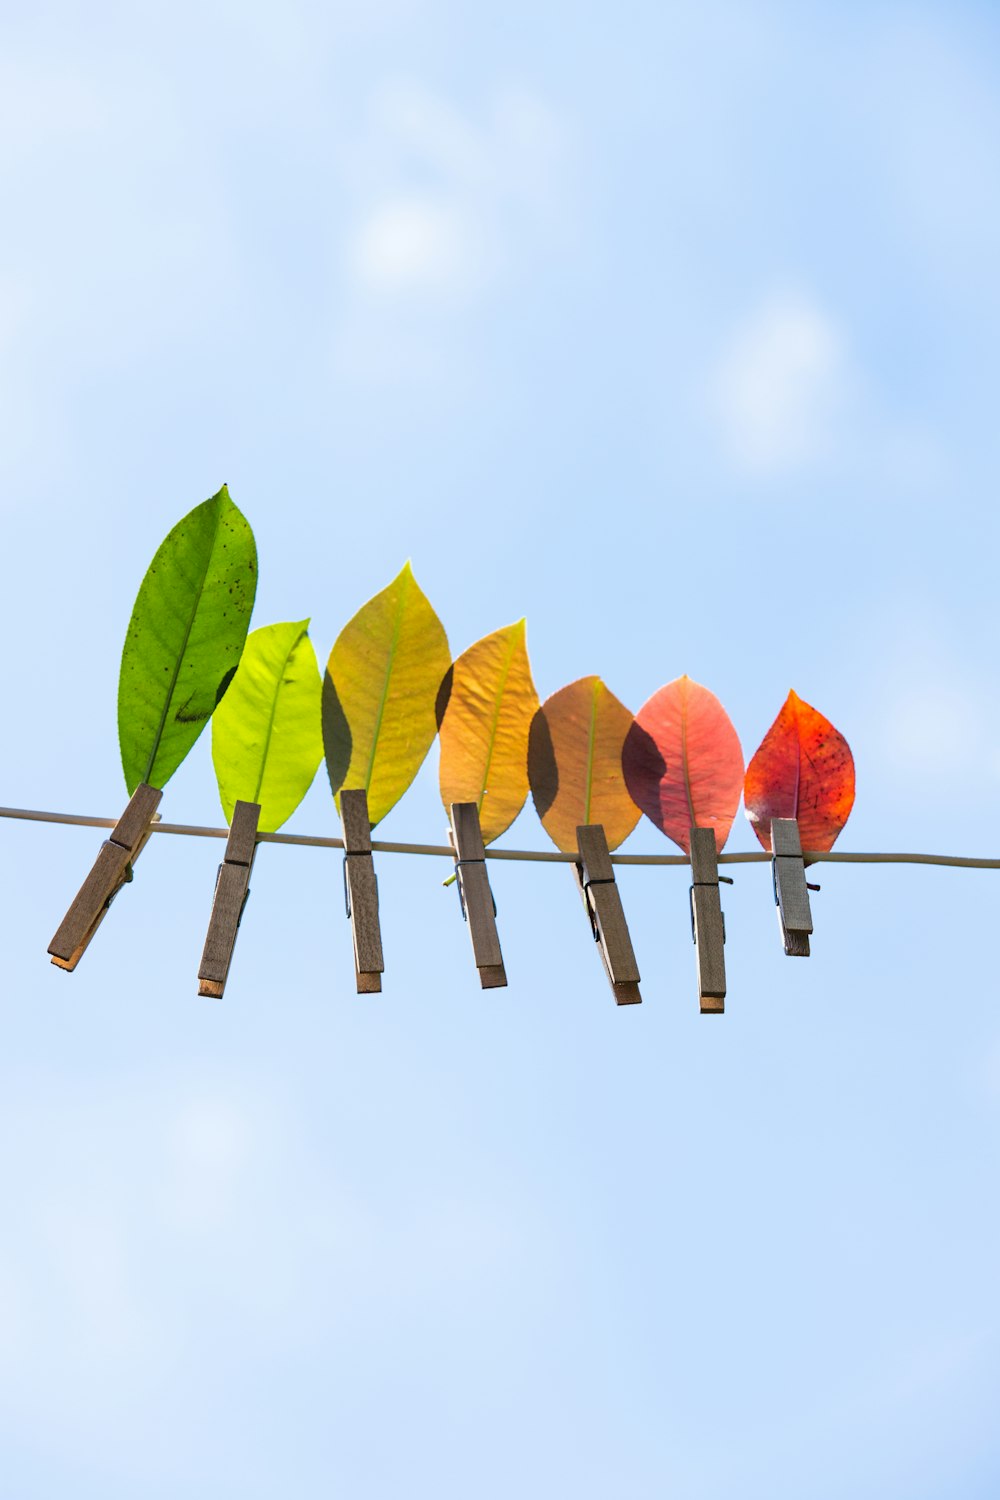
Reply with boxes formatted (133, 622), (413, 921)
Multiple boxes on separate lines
(438, 620), (539, 845)
(744, 690), (855, 852)
(528, 676), (641, 854)
(622, 676), (744, 853)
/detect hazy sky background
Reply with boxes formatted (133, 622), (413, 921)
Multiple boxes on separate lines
(3, 2), (1000, 1496)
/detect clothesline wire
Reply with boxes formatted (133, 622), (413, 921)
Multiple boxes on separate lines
(2, 804), (999, 870)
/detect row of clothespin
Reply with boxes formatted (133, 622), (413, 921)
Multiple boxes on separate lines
(47, 786), (818, 1004)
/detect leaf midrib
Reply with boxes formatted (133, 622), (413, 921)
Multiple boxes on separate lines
(250, 629), (303, 806)
(142, 503), (223, 785)
(363, 571), (409, 794)
(792, 710), (802, 819)
(477, 627), (520, 817)
(680, 684), (697, 829)
(584, 678), (600, 826)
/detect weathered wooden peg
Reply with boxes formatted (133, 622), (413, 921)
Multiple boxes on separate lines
(198, 800), (260, 997)
(771, 816), (813, 957)
(340, 788), (385, 994)
(448, 802), (506, 989)
(574, 824), (641, 1005)
(48, 782), (163, 971)
(689, 825), (729, 1013)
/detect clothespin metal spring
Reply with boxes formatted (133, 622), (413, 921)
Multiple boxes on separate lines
(448, 804), (507, 989)
(48, 782), (163, 972)
(574, 825), (641, 1006)
(340, 789), (385, 994)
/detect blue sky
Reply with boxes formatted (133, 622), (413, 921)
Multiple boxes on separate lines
(3, 2), (1000, 1496)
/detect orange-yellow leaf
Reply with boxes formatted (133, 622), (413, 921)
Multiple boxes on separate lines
(528, 676), (641, 854)
(323, 563), (450, 828)
(622, 676), (744, 853)
(744, 690), (855, 852)
(438, 620), (539, 845)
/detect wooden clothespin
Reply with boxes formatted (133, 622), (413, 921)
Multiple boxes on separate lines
(574, 824), (641, 1005)
(448, 802), (506, 989)
(689, 825), (731, 1013)
(771, 817), (813, 956)
(198, 800), (260, 997)
(340, 788), (384, 993)
(49, 782), (163, 971)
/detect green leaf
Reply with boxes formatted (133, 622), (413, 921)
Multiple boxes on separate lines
(118, 486), (257, 792)
(211, 620), (323, 833)
(323, 562), (450, 827)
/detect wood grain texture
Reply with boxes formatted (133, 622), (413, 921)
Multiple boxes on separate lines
(198, 861), (252, 990)
(771, 817), (804, 860)
(110, 783), (164, 850)
(576, 824), (615, 882)
(345, 855), (384, 988)
(340, 788), (373, 853)
(48, 782), (163, 969)
(782, 928), (811, 957)
(575, 824), (641, 1005)
(225, 800), (261, 865)
(771, 816), (813, 957)
(451, 802), (487, 862)
(197, 801), (261, 995)
(339, 788), (384, 992)
(450, 802), (507, 988)
(49, 840), (135, 968)
(690, 825), (726, 1012)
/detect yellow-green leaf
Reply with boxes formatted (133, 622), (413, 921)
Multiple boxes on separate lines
(528, 676), (641, 853)
(438, 620), (538, 845)
(212, 620), (323, 833)
(323, 563), (450, 827)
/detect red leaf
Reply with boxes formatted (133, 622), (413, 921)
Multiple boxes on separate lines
(744, 690), (855, 852)
(622, 676), (744, 853)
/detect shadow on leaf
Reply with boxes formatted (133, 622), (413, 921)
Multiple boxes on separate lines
(322, 672), (353, 796)
(527, 707), (559, 820)
(435, 663), (454, 731)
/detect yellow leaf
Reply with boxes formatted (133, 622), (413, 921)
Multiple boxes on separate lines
(323, 563), (450, 827)
(528, 676), (641, 853)
(438, 620), (539, 845)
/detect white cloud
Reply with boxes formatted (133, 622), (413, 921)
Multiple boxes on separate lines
(352, 195), (476, 295)
(712, 292), (850, 474)
(338, 79), (568, 360)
